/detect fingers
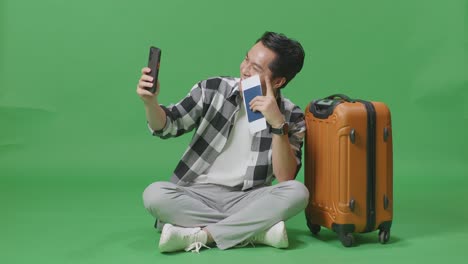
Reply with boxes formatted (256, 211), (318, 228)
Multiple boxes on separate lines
(141, 74), (153, 82)
(141, 67), (151, 74)
(249, 96), (266, 112)
(137, 87), (154, 97)
(136, 80), (158, 97)
(249, 95), (278, 112)
(138, 80), (153, 89)
(264, 75), (274, 97)
(137, 76), (155, 96)
(138, 69), (154, 90)
(137, 67), (159, 101)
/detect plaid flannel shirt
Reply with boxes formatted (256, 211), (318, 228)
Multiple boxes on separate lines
(150, 77), (306, 190)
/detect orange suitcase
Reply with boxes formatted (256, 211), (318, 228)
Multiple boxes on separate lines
(304, 94), (393, 247)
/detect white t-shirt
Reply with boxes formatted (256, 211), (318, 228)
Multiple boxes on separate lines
(194, 102), (253, 187)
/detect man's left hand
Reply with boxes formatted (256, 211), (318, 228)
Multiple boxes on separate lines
(249, 76), (285, 128)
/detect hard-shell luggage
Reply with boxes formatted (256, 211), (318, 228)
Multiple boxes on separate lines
(304, 94), (393, 247)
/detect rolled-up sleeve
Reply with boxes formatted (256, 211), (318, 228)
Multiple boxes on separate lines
(148, 82), (204, 139)
(287, 107), (306, 174)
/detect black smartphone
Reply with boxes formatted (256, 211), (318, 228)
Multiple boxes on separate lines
(147, 46), (162, 93)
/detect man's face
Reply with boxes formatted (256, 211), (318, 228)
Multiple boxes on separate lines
(239, 42), (276, 92)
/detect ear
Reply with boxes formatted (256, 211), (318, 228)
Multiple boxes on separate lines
(273, 77), (286, 89)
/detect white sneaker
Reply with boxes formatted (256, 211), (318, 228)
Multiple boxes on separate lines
(158, 224), (210, 253)
(250, 221), (289, 248)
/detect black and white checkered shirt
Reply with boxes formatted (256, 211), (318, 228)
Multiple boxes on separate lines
(150, 77), (306, 190)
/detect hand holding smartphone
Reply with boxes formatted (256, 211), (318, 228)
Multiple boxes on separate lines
(147, 46), (162, 93)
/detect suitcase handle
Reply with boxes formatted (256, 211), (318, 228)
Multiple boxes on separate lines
(326, 94), (355, 102)
(310, 99), (339, 119)
(309, 94), (354, 119)
(309, 94), (356, 119)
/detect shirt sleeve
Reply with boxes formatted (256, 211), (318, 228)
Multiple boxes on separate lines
(287, 106), (306, 175)
(149, 82), (204, 139)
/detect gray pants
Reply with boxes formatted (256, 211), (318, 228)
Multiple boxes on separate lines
(142, 180), (309, 249)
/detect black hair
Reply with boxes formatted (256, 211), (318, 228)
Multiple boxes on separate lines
(256, 31), (305, 88)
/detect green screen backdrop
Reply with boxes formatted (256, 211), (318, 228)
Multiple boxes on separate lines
(1, 0), (467, 263)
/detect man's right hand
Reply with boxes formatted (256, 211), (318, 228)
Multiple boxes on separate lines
(136, 67), (160, 105)
(137, 67), (166, 132)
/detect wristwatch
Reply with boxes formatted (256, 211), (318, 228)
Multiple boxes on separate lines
(270, 122), (289, 135)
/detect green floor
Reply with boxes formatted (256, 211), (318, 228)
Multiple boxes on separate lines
(2, 157), (467, 264)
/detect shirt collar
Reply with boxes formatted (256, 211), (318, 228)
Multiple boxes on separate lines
(227, 77), (241, 99)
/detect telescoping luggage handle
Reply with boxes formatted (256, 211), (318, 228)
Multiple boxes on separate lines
(310, 94), (355, 119)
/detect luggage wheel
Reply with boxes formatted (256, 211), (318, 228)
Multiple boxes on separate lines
(305, 215), (321, 235)
(308, 223), (321, 235)
(378, 229), (390, 244)
(338, 232), (355, 247)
